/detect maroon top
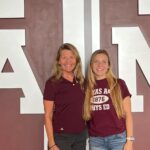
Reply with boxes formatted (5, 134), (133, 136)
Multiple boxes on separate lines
(43, 77), (86, 134)
(88, 78), (131, 137)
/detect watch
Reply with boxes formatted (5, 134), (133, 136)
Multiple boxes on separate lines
(126, 136), (135, 141)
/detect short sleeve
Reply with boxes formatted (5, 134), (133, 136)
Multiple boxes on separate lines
(43, 79), (56, 101)
(118, 79), (131, 99)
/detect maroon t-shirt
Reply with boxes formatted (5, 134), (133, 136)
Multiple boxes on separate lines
(43, 77), (86, 134)
(88, 78), (131, 137)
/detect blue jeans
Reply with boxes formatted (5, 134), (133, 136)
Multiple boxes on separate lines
(89, 131), (126, 150)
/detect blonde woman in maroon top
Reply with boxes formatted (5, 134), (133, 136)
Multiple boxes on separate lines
(83, 50), (134, 150)
(43, 43), (87, 150)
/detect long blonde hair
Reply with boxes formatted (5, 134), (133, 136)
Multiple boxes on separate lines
(83, 49), (124, 120)
(50, 43), (84, 89)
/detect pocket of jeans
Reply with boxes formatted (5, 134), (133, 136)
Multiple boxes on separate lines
(114, 131), (126, 142)
(89, 137), (102, 147)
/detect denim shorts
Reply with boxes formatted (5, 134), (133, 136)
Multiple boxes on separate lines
(89, 131), (126, 150)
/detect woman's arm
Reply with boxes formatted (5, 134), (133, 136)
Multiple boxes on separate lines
(43, 100), (59, 150)
(123, 96), (134, 150)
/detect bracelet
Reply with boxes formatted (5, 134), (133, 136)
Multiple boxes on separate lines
(49, 144), (56, 149)
(126, 136), (135, 141)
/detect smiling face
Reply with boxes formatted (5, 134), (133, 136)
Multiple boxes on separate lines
(91, 53), (109, 80)
(59, 49), (77, 75)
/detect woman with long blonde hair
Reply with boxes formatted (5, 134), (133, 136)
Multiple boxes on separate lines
(83, 49), (134, 150)
(43, 43), (87, 150)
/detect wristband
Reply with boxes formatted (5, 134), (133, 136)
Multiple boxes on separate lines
(126, 136), (135, 141)
(49, 144), (56, 149)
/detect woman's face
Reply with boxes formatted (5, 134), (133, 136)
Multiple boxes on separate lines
(92, 53), (109, 80)
(59, 49), (76, 74)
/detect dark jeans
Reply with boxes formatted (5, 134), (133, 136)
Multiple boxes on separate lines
(53, 129), (87, 150)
